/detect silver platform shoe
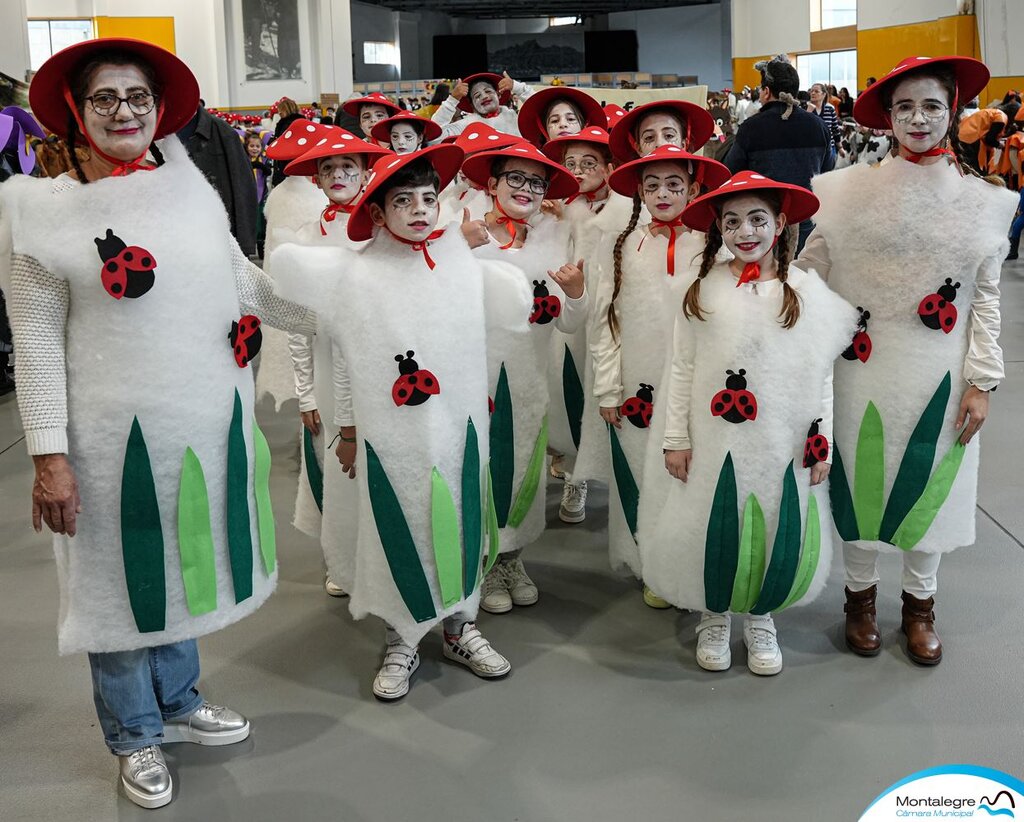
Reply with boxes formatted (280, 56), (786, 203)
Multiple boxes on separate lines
(119, 745), (172, 809)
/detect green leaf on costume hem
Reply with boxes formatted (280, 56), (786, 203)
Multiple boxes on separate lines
(462, 418), (483, 599)
(751, 461), (801, 615)
(891, 440), (968, 551)
(609, 423), (640, 540)
(121, 416), (166, 633)
(303, 426), (324, 513)
(829, 443), (860, 541)
(730, 493), (765, 614)
(879, 372), (951, 543)
(177, 446), (217, 616)
(562, 344), (584, 450)
(778, 494), (822, 611)
(226, 389), (254, 603)
(365, 440), (437, 623)
(490, 364), (514, 528)
(431, 468), (462, 609)
(507, 416), (548, 528)
(854, 401), (885, 541)
(483, 464), (500, 577)
(253, 423), (276, 575)
(704, 452), (739, 614)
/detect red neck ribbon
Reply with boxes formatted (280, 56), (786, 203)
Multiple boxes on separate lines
(638, 216), (685, 275)
(63, 85), (162, 177)
(320, 201), (356, 235)
(903, 145), (958, 164)
(480, 109), (501, 119)
(565, 184), (608, 207)
(386, 227), (445, 269)
(735, 235), (779, 288)
(494, 199), (528, 249)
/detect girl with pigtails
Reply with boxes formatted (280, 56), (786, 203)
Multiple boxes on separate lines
(637, 172), (857, 676)
(798, 56), (1017, 666)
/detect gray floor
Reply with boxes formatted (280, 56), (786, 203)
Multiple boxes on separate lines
(1, 259), (1022, 822)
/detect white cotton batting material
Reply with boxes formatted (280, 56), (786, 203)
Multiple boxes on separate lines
(0, 137), (276, 654)
(638, 264), (858, 612)
(273, 226), (530, 646)
(474, 215), (576, 554)
(811, 157), (1017, 554)
(438, 181), (491, 227)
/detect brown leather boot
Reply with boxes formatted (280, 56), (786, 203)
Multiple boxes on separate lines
(844, 585), (881, 656)
(901, 591), (942, 665)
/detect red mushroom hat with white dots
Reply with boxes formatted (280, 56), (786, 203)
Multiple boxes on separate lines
(283, 126), (392, 176)
(680, 170), (820, 233)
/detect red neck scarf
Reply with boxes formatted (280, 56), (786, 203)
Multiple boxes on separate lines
(386, 227), (445, 269)
(735, 236), (779, 287)
(320, 201), (356, 236)
(902, 145), (958, 165)
(480, 109), (501, 119)
(493, 200), (528, 250)
(638, 216), (685, 275)
(63, 86), (162, 177)
(564, 184), (608, 208)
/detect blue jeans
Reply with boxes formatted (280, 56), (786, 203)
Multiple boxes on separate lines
(88, 639), (204, 755)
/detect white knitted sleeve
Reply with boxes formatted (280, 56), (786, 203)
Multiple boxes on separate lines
(230, 238), (317, 335)
(8, 254), (69, 455)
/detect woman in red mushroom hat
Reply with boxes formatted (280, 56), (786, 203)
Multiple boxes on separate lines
(516, 85), (607, 147)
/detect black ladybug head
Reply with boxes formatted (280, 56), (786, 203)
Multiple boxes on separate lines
(725, 368), (747, 390)
(94, 228), (127, 262)
(807, 417), (822, 437)
(937, 278), (960, 302)
(637, 383), (654, 401)
(395, 350), (419, 375)
(533, 279), (550, 298)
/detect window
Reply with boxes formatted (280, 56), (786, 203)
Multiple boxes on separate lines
(549, 16), (580, 26)
(797, 50), (857, 95)
(28, 19), (93, 71)
(363, 41), (399, 67)
(810, 0), (856, 31)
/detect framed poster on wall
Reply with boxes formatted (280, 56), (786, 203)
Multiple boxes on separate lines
(241, 0), (302, 80)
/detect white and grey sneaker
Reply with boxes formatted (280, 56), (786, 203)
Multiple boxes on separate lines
(163, 702), (250, 746)
(372, 642), (420, 700)
(743, 614), (783, 676)
(505, 557), (538, 606)
(480, 564), (513, 614)
(325, 574), (348, 597)
(696, 613), (732, 672)
(119, 745), (172, 809)
(443, 623), (511, 678)
(559, 480), (588, 523)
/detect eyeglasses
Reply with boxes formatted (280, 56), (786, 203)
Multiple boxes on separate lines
(85, 92), (157, 117)
(889, 101), (949, 123)
(563, 158), (600, 173)
(497, 170), (550, 195)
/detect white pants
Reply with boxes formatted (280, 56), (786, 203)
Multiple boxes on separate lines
(843, 543), (941, 599)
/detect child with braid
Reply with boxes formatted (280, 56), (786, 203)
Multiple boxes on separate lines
(637, 172), (856, 675)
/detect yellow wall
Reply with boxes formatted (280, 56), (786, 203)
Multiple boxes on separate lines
(982, 76), (1024, 107)
(94, 17), (176, 54)
(856, 15), (977, 90)
(732, 55), (779, 91)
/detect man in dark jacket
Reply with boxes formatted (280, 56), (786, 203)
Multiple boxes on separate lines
(724, 55), (834, 252)
(178, 105), (258, 257)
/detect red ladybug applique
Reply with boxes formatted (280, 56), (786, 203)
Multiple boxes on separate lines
(94, 228), (157, 300)
(842, 307), (872, 363)
(529, 279), (562, 325)
(392, 350), (440, 407)
(918, 278), (960, 334)
(621, 383), (654, 429)
(229, 315), (262, 367)
(803, 418), (829, 468)
(710, 369), (757, 424)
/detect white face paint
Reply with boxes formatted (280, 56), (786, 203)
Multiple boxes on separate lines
(718, 194), (786, 264)
(639, 161), (696, 222)
(469, 81), (500, 116)
(316, 154), (366, 204)
(80, 63), (158, 161)
(390, 123), (422, 155)
(488, 158), (549, 221)
(888, 75), (952, 155)
(359, 104), (389, 137)
(372, 184), (440, 242)
(561, 142), (609, 194)
(545, 102), (582, 140)
(636, 112), (685, 156)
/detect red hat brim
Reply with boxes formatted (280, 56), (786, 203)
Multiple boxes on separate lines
(608, 145), (730, 198)
(266, 119), (337, 160)
(853, 55), (990, 130)
(341, 94), (403, 118)
(461, 142), (580, 200)
(284, 130), (392, 176)
(457, 73), (511, 113)
(609, 99), (715, 162)
(516, 87), (608, 146)
(348, 144), (465, 242)
(29, 37), (199, 141)
(681, 171), (819, 233)
(540, 126), (611, 162)
(455, 123), (523, 156)
(370, 112), (442, 144)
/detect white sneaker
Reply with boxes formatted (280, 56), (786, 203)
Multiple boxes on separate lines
(505, 557), (539, 606)
(443, 623), (512, 678)
(743, 614), (783, 676)
(696, 613), (732, 672)
(480, 564), (513, 614)
(550, 453), (567, 479)
(325, 575), (348, 597)
(559, 480), (587, 523)
(372, 641), (420, 700)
